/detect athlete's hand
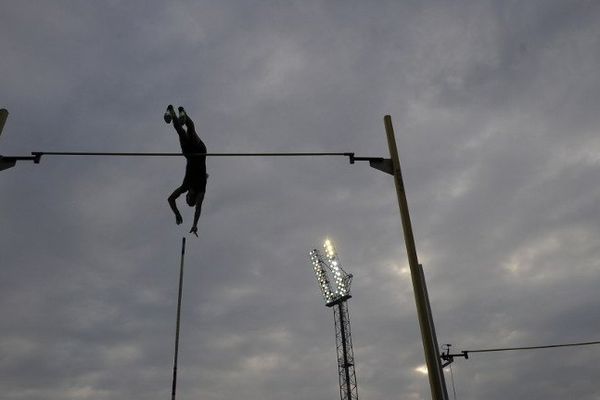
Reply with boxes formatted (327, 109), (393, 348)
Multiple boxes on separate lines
(175, 214), (183, 225)
(190, 226), (198, 237)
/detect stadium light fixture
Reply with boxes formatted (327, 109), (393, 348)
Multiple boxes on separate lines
(310, 238), (352, 306)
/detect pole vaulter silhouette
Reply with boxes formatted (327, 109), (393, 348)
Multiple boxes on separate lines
(164, 105), (207, 237)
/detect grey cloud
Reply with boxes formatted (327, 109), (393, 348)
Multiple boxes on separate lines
(2, 1), (600, 400)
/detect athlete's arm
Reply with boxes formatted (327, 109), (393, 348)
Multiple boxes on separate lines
(190, 192), (205, 237)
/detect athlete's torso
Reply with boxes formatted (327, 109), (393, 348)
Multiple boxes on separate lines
(182, 130), (207, 190)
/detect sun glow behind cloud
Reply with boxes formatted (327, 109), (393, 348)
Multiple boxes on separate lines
(414, 365), (428, 375)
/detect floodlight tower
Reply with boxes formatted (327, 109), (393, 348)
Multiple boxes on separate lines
(309, 239), (358, 400)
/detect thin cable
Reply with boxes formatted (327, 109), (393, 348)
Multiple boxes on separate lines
(465, 340), (600, 355)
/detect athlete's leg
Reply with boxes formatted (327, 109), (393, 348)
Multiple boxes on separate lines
(178, 107), (201, 144)
(169, 106), (185, 135)
(168, 184), (187, 225)
(166, 104), (193, 152)
(178, 107), (194, 130)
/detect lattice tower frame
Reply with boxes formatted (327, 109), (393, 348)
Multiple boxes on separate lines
(332, 299), (358, 400)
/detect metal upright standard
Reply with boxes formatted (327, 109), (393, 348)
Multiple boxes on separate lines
(0, 109), (40, 171)
(172, 237), (186, 400)
(0, 109), (8, 136)
(309, 239), (358, 400)
(382, 116), (449, 400)
(350, 117), (451, 400)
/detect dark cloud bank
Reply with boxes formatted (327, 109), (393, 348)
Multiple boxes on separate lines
(1, 1), (600, 399)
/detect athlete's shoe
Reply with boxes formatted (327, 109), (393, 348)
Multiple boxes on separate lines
(164, 105), (175, 124)
(178, 107), (188, 125)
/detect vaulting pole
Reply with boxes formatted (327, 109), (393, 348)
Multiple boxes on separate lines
(383, 115), (448, 400)
(171, 237), (186, 400)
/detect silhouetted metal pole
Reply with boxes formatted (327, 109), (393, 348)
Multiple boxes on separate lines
(172, 237), (186, 400)
(383, 115), (448, 400)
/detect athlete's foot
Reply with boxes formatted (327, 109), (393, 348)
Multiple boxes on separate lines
(164, 105), (176, 124)
(178, 107), (187, 125)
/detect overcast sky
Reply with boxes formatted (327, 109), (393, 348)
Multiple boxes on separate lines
(2, 1), (600, 400)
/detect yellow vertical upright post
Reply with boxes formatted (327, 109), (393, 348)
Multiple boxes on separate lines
(383, 115), (448, 400)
